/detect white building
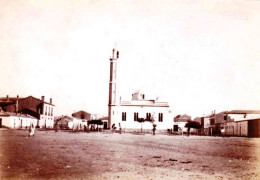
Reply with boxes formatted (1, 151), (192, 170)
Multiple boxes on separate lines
(0, 111), (37, 129)
(108, 49), (173, 131)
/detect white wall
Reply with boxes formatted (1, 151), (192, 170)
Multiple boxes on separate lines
(39, 114), (54, 128)
(1, 116), (37, 129)
(111, 105), (173, 130)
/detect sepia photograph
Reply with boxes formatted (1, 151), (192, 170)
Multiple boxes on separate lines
(0, 0), (260, 179)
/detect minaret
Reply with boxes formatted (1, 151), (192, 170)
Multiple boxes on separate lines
(108, 48), (119, 129)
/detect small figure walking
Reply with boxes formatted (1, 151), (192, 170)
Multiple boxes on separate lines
(55, 121), (58, 132)
(187, 127), (190, 137)
(29, 123), (35, 137)
(152, 123), (157, 135)
(119, 123), (121, 134)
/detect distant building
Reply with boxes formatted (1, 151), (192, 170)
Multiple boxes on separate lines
(224, 110), (260, 137)
(0, 95), (54, 128)
(54, 115), (74, 130)
(0, 111), (37, 129)
(71, 110), (96, 131)
(173, 114), (191, 132)
(108, 49), (173, 131)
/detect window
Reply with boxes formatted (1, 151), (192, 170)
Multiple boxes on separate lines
(48, 107), (50, 116)
(45, 106), (47, 115)
(146, 113), (151, 121)
(159, 113), (163, 122)
(122, 112), (126, 121)
(134, 112), (138, 121)
(51, 108), (53, 116)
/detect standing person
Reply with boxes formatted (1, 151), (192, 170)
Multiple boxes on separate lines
(29, 123), (35, 137)
(119, 123), (121, 134)
(152, 123), (157, 135)
(55, 121), (58, 132)
(187, 127), (190, 137)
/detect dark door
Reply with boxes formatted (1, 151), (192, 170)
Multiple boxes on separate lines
(104, 122), (108, 129)
(173, 125), (178, 132)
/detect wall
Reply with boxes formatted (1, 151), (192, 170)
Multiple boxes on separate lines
(111, 105), (173, 130)
(39, 103), (54, 128)
(248, 119), (260, 137)
(1, 116), (36, 129)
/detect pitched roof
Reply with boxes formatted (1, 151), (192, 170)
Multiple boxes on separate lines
(174, 114), (192, 122)
(0, 96), (54, 106)
(0, 111), (36, 119)
(72, 110), (92, 120)
(222, 110), (260, 114)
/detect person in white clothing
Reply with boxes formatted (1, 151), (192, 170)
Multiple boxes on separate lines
(29, 123), (35, 137)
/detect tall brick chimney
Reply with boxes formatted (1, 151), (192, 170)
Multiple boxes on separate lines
(6, 95), (9, 101)
(50, 98), (52, 104)
(41, 96), (45, 102)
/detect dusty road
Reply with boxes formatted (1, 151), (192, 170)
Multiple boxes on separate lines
(0, 129), (259, 179)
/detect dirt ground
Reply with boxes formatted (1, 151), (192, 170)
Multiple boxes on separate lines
(0, 129), (259, 180)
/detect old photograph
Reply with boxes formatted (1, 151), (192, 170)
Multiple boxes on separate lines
(0, 0), (260, 179)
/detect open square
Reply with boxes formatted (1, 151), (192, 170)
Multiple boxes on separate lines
(0, 129), (259, 179)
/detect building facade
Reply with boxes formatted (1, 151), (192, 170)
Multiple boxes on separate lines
(224, 110), (260, 137)
(0, 111), (37, 129)
(0, 95), (55, 128)
(108, 49), (173, 131)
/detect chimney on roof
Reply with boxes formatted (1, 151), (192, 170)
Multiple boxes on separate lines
(41, 96), (45, 102)
(50, 98), (52, 104)
(6, 95), (9, 101)
(16, 95), (19, 112)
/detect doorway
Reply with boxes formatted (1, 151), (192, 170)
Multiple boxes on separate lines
(103, 122), (108, 129)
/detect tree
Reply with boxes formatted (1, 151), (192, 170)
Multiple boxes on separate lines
(137, 115), (155, 133)
(185, 120), (201, 136)
(137, 118), (146, 132)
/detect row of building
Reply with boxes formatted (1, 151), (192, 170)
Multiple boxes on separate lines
(0, 95), (107, 131)
(194, 110), (260, 137)
(1, 49), (259, 137)
(0, 95), (54, 129)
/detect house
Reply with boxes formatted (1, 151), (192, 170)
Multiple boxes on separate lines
(72, 110), (95, 131)
(173, 114), (191, 132)
(0, 95), (55, 128)
(0, 111), (37, 129)
(108, 49), (173, 131)
(72, 117), (87, 131)
(54, 115), (73, 129)
(224, 110), (260, 137)
(195, 111), (234, 136)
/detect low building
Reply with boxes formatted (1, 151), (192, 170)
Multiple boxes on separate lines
(72, 110), (95, 131)
(72, 117), (87, 131)
(224, 110), (260, 137)
(109, 90), (173, 131)
(54, 115), (74, 130)
(0, 111), (37, 129)
(173, 114), (191, 132)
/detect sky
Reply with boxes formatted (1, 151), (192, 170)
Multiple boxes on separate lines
(0, 0), (260, 118)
